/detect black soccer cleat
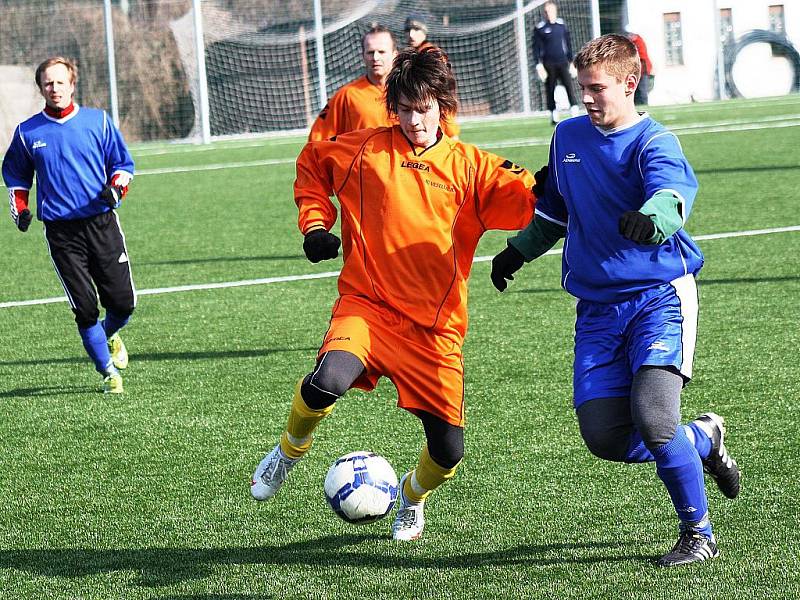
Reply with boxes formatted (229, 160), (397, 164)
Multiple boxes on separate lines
(657, 530), (719, 567)
(693, 412), (741, 499)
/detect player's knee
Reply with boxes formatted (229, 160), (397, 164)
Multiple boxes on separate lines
(106, 300), (135, 319)
(579, 423), (629, 462)
(301, 351), (364, 410)
(300, 374), (338, 410)
(636, 417), (678, 451)
(73, 305), (100, 330)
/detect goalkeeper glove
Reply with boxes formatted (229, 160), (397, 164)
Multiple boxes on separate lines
(303, 228), (341, 263)
(490, 244), (525, 292)
(535, 63), (547, 82)
(16, 208), (32, 232)
(99, 185), (124, 208)
(569, 63), (578, 78)
(619, 211), (656, 243)
(532, 165), (548, 199)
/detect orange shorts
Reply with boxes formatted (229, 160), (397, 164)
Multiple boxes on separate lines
(319, 295), (465, 427)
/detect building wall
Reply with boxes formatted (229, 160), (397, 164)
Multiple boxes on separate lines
(625, 0), (800, 104)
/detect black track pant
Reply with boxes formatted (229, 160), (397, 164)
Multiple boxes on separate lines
(44, 211), (136, 329)
(544, 61), (578, 111)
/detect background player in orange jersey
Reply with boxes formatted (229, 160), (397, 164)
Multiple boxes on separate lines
(308, 25), (398, 142)
(251, 47), (546, 541)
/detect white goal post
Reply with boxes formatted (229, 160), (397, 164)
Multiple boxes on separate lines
(174, 0), (600, 141)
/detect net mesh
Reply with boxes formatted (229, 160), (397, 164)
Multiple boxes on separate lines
(197, 0), (596, 135)
(0, 0), (595, 143)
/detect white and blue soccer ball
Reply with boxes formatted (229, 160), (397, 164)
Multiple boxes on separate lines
(324, 451), (399, 525)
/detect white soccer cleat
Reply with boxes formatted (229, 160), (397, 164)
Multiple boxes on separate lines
(251, 444), (299, 501)
(392, 473), (425, 541)
(108, 332), (129, 370)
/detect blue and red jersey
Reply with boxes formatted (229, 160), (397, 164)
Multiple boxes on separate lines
(3, 105), (134, 222)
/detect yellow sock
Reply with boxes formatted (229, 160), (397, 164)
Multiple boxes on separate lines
(279, 378), (334, 459)
(402, 445), (461, 504)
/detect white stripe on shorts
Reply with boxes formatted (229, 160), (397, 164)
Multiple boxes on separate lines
(670, 273), (698, 379)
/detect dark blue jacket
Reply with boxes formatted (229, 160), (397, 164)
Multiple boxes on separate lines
(533, 18), (573, 65)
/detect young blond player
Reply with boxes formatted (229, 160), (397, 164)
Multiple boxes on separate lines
(491, 34), (740, 566)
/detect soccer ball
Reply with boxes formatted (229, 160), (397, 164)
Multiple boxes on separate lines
(324, 451), (399, 525)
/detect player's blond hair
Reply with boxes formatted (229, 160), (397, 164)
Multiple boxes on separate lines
(35, 56), (78, 89)
(385, 47), (457, 118)
(574, 34), (640, 83)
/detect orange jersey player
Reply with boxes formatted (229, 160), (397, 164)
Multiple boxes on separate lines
(308, 74), (396, 142)
(251, 47), (547, 541)
(308, 25), (398, 142)
(309, 24), (460, 141)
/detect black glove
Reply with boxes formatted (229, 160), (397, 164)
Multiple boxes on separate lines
(16, 208), (32, 232)
(303, 229), (341, 263)
(532, 165), (549, 198)
(490, 244), (526, 292)
(619, 211), (656, 243)
(99, 185), (123, 208)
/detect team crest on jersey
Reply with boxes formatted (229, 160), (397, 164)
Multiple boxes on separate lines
(401, 160), (430, 172)
(500, 159), (525, 174)
(562, 152), (581, 163)
(32, 140), (47, 149)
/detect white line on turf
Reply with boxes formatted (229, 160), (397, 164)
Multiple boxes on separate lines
(1, 116), (798, 185)
(1, 225), (798, 310)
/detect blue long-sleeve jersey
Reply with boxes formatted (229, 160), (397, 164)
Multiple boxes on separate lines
(2, 105), (134, 222)
(533, 18), (573, 65)
(535, 113), (703, 303)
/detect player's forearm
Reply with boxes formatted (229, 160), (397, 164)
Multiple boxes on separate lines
(640, 190), (684, 244)
(508, 214), (566, 261)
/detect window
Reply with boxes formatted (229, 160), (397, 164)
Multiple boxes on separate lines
(663, 12), (684, 66)
(719, 8), (734, 46)
(768, 5), (785, 35)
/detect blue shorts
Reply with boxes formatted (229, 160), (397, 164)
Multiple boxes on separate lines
(573, 274), (698, 408)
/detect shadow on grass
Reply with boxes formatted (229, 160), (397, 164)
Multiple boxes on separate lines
(0, 534), (651, 590)
(698, 275), (800, 286)
(511, 287), (564, 295)
(136, 254), (303, 267)
(0, 347), (316, 369)
(693, 164), (800, 175)
(0, 385), (93, 398)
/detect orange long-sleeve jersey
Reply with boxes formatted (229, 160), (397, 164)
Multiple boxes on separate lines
(295, 126), (537, 342)
(308, 76), (460, 141)
(308, 77), (394, 142)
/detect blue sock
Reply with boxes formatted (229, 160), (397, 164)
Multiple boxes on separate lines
(626, 423), (713, 463)
(102, 310), (130, 339)
(624, 430), (654, 463)
(78, 321), (113, 375)
(685, 422), (712, 460)
(651, 426), (712, 536)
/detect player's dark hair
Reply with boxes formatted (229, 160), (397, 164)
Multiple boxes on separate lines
(35, 56), (78, 88)
(385, 47), (457, 119)
(574, 34), (640, 83)
(362, 24), (396, 52)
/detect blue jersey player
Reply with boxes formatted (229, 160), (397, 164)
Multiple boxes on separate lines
(3, 57), (135, 394)
(490, 35), (740, 567)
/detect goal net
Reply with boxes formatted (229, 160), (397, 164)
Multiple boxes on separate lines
(176, 0), (597, 138)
